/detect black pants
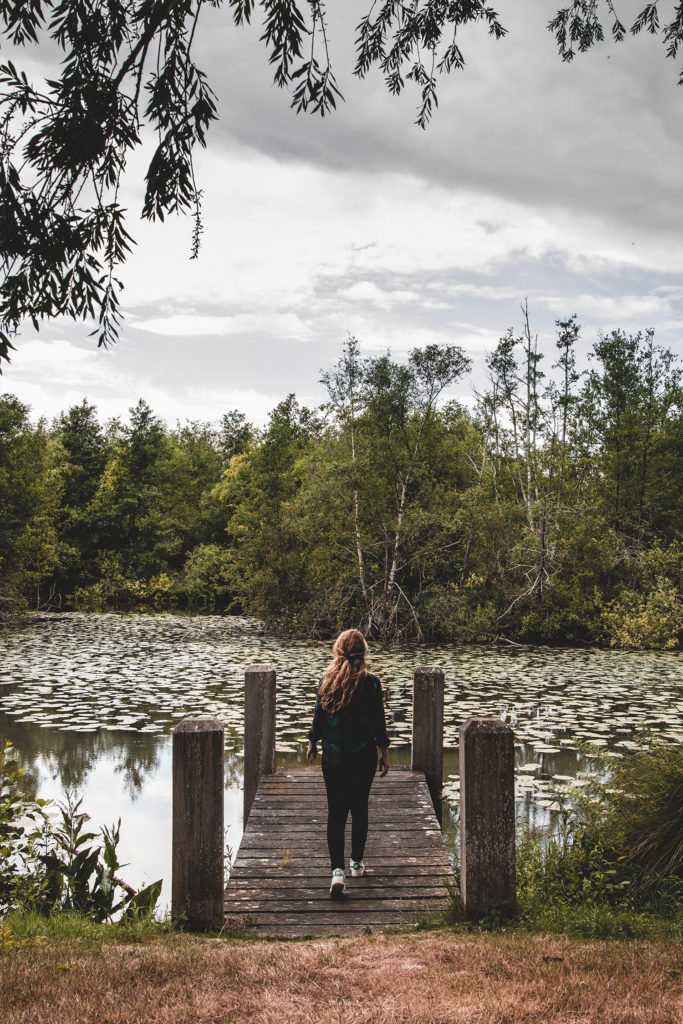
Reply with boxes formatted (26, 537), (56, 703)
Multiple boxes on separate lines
(322, 746), (377, 871)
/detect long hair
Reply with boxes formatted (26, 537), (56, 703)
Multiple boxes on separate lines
(318, 629), (368, 714)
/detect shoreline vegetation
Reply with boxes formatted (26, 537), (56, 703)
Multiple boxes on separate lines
(2, 739), (682, 942)
(2, 323), (682, 648)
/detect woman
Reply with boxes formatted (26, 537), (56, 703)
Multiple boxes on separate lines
(306, 628), (390, 897)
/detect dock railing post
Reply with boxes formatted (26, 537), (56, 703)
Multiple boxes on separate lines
(243, 662), (276, 826)
(172, 716), (224, 930)
(459, 717), (516, 918)
(411, 665), (444, 823)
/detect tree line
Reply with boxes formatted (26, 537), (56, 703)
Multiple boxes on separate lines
(1, 316), (682, 648)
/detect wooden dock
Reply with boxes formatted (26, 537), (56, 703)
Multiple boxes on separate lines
(224, 765), (454, 937)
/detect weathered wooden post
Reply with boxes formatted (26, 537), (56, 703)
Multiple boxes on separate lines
(459, 717), (516, 918)
(243, 663), (276, 826)
(172, 716), (224, 930)
(411, 665), (444, 822)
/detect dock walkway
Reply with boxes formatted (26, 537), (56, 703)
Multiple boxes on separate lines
(224, 765), (454, 938)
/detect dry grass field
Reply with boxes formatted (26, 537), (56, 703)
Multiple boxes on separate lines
(1, 930), (681, 1024)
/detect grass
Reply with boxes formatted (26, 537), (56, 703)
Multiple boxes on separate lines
(0, 922), (681, 1024)
(440, 890), (683, 942)
(2, 909), (176, 946)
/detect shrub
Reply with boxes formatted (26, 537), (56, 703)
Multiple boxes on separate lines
(1, 741), (161, 922)
(516, 743), (683, 923)
(147, 573), (177, 610)
(602, 577), (683, 649)
(0, 742), (49, 913)
(591, 742), (683, 890)
(419, 583), (498, 642)
(181, 543), (233, 612)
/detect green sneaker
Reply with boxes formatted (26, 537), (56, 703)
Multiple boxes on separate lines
(350, 859), (365, 877)
(329, 869), (345, 897)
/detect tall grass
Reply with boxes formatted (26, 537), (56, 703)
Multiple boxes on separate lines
(447, 743), (683, 939)
(595, 742), (683, 888)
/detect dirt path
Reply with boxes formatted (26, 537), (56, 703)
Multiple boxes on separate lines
(1, 931), (681, 1023)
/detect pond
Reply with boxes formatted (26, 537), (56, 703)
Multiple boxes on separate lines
(1, 613), (682, 913)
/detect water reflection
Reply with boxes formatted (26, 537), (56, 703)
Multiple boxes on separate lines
(0, 714), (164, 797)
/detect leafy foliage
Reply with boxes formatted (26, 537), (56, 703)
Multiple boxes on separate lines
(0, 740), (161, 921)
(516, 743), (683, 927)
(1, 1), (683, 360)
(588, 742), (683, 888)
(602, 576), (683, 649)
(0, 393), (61, 608)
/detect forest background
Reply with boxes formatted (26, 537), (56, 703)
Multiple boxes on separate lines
(1, 314), (682, 648)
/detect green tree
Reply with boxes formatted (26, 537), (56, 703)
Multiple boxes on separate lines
(215, 394), (318, 623)
(359, 344), (471, 637)
(51, 399), (107, 596)
(181, 542), (233, 612)
(478, 307), (555, 611)
(319, 336), (371, 615)
(579, 329), (682, 537)
(218, 410), (254, 463)
(163, 421), (225, 552)
(0, 394), (60, 616)
(473, 307), (604, 640)
(306, 341), (473, 640)
(2, 0), (681, 364)
(88, 398), (172, 588)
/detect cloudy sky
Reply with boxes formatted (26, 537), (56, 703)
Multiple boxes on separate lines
(4, 0), (683, 427)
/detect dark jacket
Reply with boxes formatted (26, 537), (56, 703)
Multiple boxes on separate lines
(308, 671), (390, 768)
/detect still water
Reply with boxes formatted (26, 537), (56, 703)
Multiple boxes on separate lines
(1, 613), (682, 912)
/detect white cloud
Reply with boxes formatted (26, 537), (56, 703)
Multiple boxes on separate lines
(116, 151), (683, 320)
(5, 336), (283, 427)
(180, 386), (282, 426)
(10, 338), (116, 383)
(338, 281), (419, 305)
(134, 311), (315, 341)
(539, 293), (676, 323)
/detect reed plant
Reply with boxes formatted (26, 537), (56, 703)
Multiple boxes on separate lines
(512, 742), (683, 936)
(593, 742), (682, 890)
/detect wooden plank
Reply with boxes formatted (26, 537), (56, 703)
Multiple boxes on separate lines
(248, 806), (433, 815)
(225, 895), (450, 907)
(254, 787), (426, 796)
(246, 810), (437, 821)
(247, 807), (434, 815)
(233, 851), (450, 863)
(222, 913), (440, 929)
(237, 835), (446, 850)
(255, 782), (421, 791)
(255, 784), (432, 794)
(250, 799), (429, 809)
(254, 787), (426, 794)
(232, 847), (451, 859)
(226, 891), (449, 902)
(221, 897), (446, 912)
(242, 821), (438, 832)
(224, 886), (449, 900)
(229, 865), (451, 880)
(260, 766), (415, 776)
(227, 869), (450, 883)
